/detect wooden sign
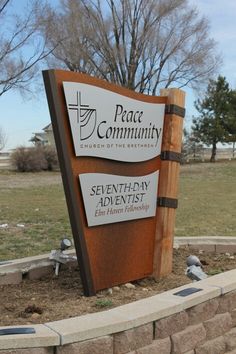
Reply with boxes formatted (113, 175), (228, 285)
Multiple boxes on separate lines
(43, 70), (185, 296)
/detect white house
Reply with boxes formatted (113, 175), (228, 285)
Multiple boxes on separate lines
(30, 123), (55, 147)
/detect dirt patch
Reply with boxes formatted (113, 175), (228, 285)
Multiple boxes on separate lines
(1, 248), (236, 327)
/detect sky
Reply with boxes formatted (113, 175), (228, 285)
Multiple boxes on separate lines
(1, 0), (236, 151)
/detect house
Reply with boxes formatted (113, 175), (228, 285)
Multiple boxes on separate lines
(30, 123), (55, 147)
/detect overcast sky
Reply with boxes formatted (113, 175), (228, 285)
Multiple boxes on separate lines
(1, 0), (236, 151)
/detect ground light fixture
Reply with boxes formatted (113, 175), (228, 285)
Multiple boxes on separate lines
(49, 237), (77, 276)
(185, 255), (208, 281)
(0, 328), (36, 336)
(60, 238), (72, 251)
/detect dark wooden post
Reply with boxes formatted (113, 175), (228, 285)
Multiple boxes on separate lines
(153, 88), (185, 278)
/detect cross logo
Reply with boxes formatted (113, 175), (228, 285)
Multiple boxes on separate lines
(68, 91), (97, 141)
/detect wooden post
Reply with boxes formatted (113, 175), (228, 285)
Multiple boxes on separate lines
(152, 88), (185, 278)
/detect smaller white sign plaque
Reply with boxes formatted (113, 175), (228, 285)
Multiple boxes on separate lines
(79, 171), (159, 226)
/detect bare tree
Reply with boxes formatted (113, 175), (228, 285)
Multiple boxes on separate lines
(0, 0), (55, 97)
(38, 0), (221, 94)
(0, 126), (7, 151)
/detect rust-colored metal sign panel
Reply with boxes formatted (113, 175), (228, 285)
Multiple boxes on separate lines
(43, 70), (167, 296)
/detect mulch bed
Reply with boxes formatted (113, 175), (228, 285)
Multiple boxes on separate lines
(1, 248), (235, 326)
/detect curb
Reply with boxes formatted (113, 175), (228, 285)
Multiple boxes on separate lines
(174, 236), (236, 253)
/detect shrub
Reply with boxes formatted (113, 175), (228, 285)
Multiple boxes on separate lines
(43, 146), (58, 171)
(11, 146), (58, 172)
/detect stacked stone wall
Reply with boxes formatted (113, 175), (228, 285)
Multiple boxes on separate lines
(51, 290), (236, 354)
(1, 290), (236, 354)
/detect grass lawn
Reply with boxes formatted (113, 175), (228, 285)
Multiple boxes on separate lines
(0, 161), (236, 260)
(0, 171), (71, 260)
(176, 160), (236, 236)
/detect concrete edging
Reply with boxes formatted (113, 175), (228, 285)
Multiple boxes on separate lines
(1, 236), (236, 275)
(174, 236), (236, 253)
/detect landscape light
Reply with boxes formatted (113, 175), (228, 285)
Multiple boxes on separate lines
(186, 255), (202, 267)
(185, 255), (208, 281)
(49, 237), (77, 276)
(60, 238), (72, 251)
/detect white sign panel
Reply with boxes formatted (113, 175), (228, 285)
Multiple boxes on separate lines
(63, 82), (165, 162)
(79, 171), (159, 226)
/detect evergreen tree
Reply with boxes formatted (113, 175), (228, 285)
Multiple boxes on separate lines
(192, 76), (231, 162)
(224, 91), (236, 158)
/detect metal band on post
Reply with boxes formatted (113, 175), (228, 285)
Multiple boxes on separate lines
(157, 197), (178, 209)
(165, 104), (185, 118)
(161, 151), (182, 163)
